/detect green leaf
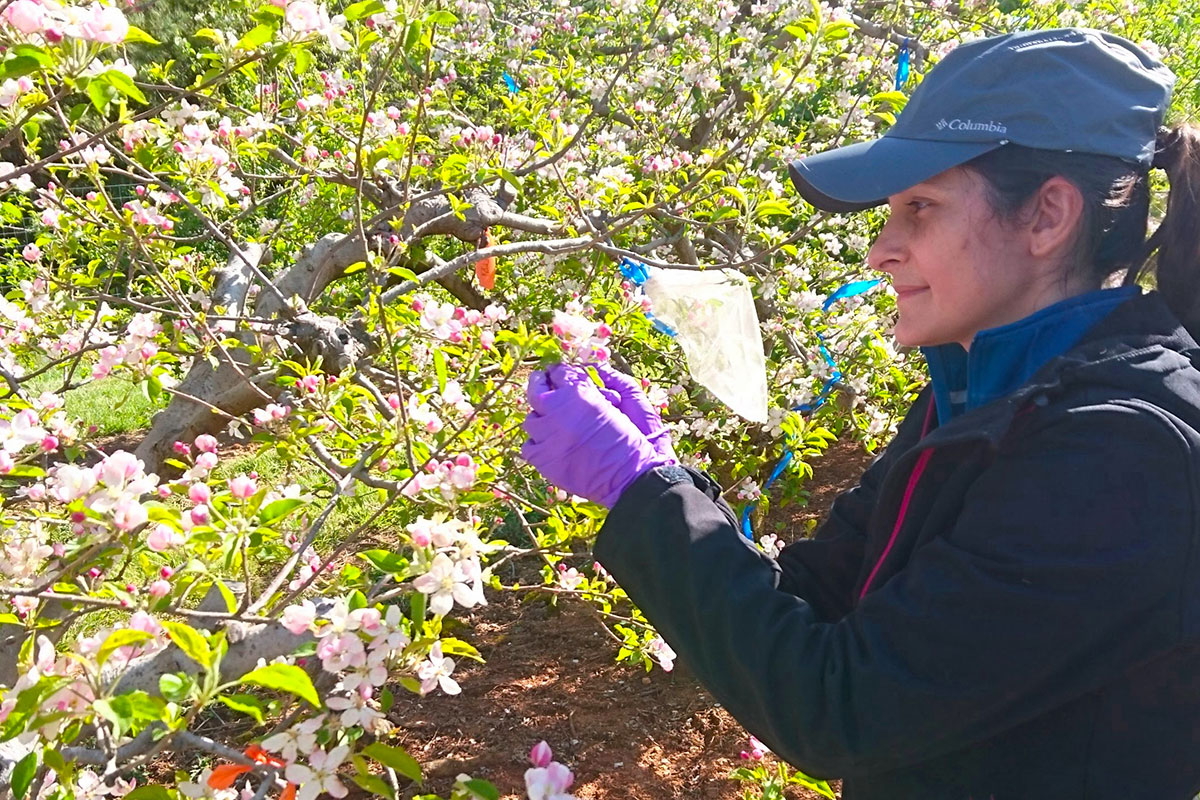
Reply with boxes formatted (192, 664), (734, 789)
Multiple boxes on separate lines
(259, 497), (305, 525)
(294, 47), (313, 74)
(720, 185), (748, 207)
(158, 673), (189, 702)
(351, 772), (395, 799)
(240, 663), (320, 707)
(344, 261), (368, 275)
(214, 580), (238, 614)
(438, 637), (482, 663)
(123, 26), (162, 45)
(104, 70), (148, 104)
(360, 549), (406, 573)
(0, 56), (43, 81)
(433, 349), (448, 393)
(10, 45), (53, 68)
(11, 750), (37, 800)
(363, 742), (422, 783)
(424, 10), (457, 25)
(403, 20), (423, 51)
(86, 79), (112, 113)
(755, 200), (792, 219)
(97, 629), (154, 667)
(6, 465), (45, 478)
(160, 620), (213, 670)
(42, 748), (65, 775)
(344, 0), (386, 20)
(461, 779), (500, 800)
(822, 19), (857, 40)
(409, 591), (426, 626)
(236, 23), (276, 50)
(218, 693), (266, 724)
(193, 28), (224, 44)
(125, 787), (173, 800)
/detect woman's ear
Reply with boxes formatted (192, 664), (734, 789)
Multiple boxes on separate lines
(1027, 175), (1085, 260)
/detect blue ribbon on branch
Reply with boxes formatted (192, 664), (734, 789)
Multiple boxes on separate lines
(738, 277), (882, 540)
(619, 257), (678, 336)
(895, 37), (911, 90)
(502, 71), (520, 94)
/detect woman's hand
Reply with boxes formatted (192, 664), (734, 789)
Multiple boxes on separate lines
(592, 363), (677, 462)
(521, 363), (675, 508)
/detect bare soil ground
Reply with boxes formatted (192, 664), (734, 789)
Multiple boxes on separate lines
(382, 439), (875, 800)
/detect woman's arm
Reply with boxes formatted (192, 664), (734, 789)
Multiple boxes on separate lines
(593, 403), (1193, 776)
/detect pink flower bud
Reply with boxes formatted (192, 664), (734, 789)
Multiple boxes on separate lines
(188, 483), (210, 504)
(228, 475), (257, 499)
(40, 435), (58, 452)
(196, 452), (218, 471)
(160, 566), (174, 579)
(149, 579), (171, 597)
(194, 434), (218, 453)
(530, 740), (553, 768)
(173, 440), (192, 455)
(190, 504), (209, 526)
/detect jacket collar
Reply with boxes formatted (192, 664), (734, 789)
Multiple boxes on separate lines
(922, 286), (1141, 425)
(912, 290), (1200, 453)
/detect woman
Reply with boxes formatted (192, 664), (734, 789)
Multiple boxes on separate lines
(520, 28), (1200, 798)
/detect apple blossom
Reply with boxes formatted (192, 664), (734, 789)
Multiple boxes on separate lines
(2, 0), (45, 34)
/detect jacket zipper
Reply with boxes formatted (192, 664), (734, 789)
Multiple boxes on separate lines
(858, 400), (937, 601)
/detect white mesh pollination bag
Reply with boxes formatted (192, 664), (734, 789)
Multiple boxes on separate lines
(641, 266), (768, 423)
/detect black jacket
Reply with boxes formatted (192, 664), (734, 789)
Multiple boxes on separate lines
(593, 291), (1200, 799)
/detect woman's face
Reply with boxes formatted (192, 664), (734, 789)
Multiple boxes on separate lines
(866, 167), (1061, 350)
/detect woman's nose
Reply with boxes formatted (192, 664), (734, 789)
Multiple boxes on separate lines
(867, 217), (902, 275)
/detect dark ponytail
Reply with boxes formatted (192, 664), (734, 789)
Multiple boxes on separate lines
(1136, 126), (1200, 329)
(963, 124), (1200, 332)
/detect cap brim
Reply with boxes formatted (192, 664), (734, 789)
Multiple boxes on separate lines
(788, 136), (1004, 212)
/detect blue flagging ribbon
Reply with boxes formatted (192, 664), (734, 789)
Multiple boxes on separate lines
(502, 71), (520, 94)
(895, 38), (910, 90)
(619, 257), (678, 336)
(738, 277), (882, 540)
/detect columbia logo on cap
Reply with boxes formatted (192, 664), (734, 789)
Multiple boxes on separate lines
(935, 118), (1009, 134)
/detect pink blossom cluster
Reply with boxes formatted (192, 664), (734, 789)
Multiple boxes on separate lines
(454, 124), (504, 149)
(551, 307), (611, 362)
(253, 401), (292, 427)
(413, 295), (509, 345)
(47, 449), (159, 534)
(525, 740), (577, 800)
(400, 454), (479, 499)
(646, 635), (676, 672)
(296, 69), (354, 112)
(739, 735), (771, 761)
(122, 199), (173, 231)
(282, 0), (349, 52)
(2, 0), (129, 44)
(264, 603), (420, 772)
(93, 312), (162, 379)
(406, 515), (493, 620)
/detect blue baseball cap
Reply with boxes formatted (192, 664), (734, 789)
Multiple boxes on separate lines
(788, 28), (1175, 212)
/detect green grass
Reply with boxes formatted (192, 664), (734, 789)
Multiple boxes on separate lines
(25, 368), (165, 437)
(211, 447), (403, 554)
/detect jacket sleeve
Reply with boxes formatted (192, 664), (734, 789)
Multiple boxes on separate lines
(774, 388), (934, 620)
(593, 404), (1192, 777)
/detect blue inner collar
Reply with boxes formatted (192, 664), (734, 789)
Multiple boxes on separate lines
(921, 286), (1140, 425)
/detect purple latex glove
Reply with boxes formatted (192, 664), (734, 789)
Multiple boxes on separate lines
(521, 363), (674, 508)
(592, 363), (676, 461)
